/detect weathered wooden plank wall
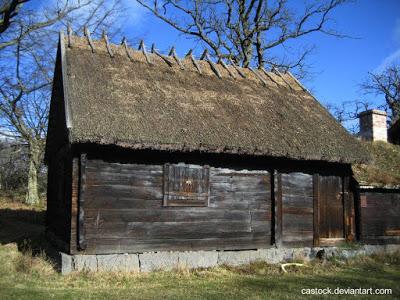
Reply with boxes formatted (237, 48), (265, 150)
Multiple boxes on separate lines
(79, 159), (272, 254)
(360, 191), (400, 244)
(280, 173), (314, 247)
(276, 172), (350, 247)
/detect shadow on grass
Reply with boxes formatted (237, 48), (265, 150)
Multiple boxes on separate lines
(0, 207), (47, 254)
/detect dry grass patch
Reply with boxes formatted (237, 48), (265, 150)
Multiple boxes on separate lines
(0, 196), (399, 299)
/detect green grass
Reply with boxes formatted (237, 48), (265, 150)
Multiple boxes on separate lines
(353, 141), (400, 187)
(0, 197), (399, 300)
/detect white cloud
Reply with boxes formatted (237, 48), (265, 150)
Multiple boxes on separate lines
(374, 19), (400, 73)
(375, 48), (400, 73)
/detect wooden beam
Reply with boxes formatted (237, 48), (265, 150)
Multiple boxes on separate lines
(169, 46), (185, 69)
(249, 67), (267, 86)
(286, 71), (309, 92)
(59, 31), (72, 131)
(200, 49), (208, 60)
(138, 40), (152, 64)
(228, 58), (246, 78)
(272, 67), (292, 89)
(274, 171), (283, 247)
(102, 30), (114, 58)
(121, 37), (134, 61)
(200, 49), (222, 78)
(67, 24), (72, 47)
(354, 184), (362, 241)
(218, 58), (236, 79)
(151, 44), (174, 67)
(260, 67), (279, 86)
(343, 176), (353, 241)
(69, 157), (79, 254)
(185, 49), (193, 57)
(313, 173), (320, 247)
(185, 49), (202, 74)
(83, 26), (95, 53)
(78, 153), (87, 250)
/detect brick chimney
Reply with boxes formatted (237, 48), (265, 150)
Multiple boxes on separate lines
(358, 109), (387, 142)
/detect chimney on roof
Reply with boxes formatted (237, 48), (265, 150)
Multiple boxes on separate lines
(358, 109), (387, 142)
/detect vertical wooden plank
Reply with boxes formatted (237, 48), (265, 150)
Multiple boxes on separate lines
(354, 188), (362, 241)
(348, 189), (356, 239)
(69, 157), (79, 254)
(274, 171), (283, 247)
(271, 170), (276, 245)
(343, 176), (351, 241)
(332, 177), (344, 239)
(319, 176), (326, 238)
(78, 153), (87, 250)
(313, 173), (320, 247)
(204, 165), (210, 206)
(163, 163), (170, 206)
(335, 176), (344, 238)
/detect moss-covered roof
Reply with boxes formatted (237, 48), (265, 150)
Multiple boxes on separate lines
(47, 33), (370, 164)
(352, 141), (400, 188)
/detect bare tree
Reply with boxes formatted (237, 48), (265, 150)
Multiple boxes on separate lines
(326, 99), (371, 134)
(362, 64), (400, 124)
(0, 0), (123, 205)
(0, 0), (27, 34)
(135, 0), (349, 77)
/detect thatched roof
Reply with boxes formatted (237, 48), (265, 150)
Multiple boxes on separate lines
(352, 141), (400, 189)
(46, 32), (370, 164)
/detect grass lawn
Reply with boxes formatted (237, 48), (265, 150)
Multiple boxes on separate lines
(0, 197), (399, 300)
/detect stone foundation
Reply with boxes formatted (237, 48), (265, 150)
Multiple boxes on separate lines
(60, 244), (400, 274)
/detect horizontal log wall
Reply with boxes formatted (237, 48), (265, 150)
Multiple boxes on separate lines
(360, 191), (400, 244)
(80, 159), (272, 254)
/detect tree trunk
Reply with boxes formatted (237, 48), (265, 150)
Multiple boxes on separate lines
(391, 101), (400, 124)
(25, 144), (41, 205)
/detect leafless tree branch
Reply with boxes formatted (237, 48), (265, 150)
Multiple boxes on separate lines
(362, 64), (400, 124)
(0, 0), (124, 204)
(135, 0), (350, 72)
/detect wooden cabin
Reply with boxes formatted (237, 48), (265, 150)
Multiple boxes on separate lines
(45, 31), (371, 256)
(352, 141), (400, 244)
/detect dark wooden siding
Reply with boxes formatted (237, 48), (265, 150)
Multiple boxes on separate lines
(46, 152), (72, 248)
(275, 172), (350, 247)
(79, 159), (272, 254)
(360, 191), (400, 244)
(279, 173), (314, 247)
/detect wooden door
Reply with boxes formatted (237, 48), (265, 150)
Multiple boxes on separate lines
(319, 176), (344, 242)
(278, 173), (314, 247)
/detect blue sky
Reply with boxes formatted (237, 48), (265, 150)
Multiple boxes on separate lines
(123, 0), (400, 109)
(25, 0), (400, 110)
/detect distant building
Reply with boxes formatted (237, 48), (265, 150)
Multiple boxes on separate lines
(354, 109), (400, 243)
